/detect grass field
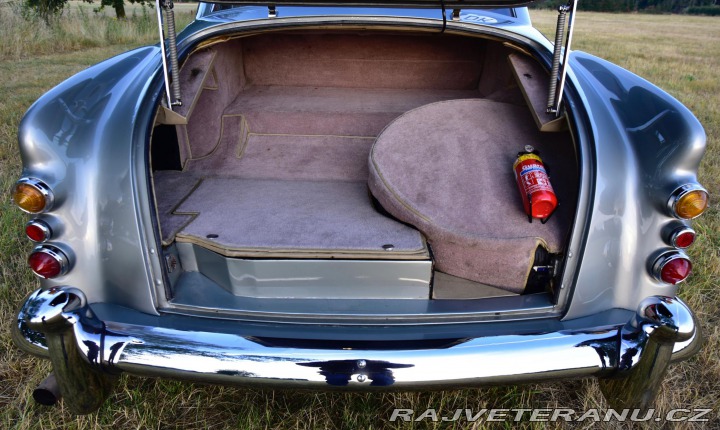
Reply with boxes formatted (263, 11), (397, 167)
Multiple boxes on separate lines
(0, 6), (718, 429)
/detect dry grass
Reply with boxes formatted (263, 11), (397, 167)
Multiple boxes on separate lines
(0, 8), (719, 430)
(0, 1), (196, 60)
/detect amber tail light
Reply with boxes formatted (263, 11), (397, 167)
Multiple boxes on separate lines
(668, 185), (709, 220)
(12, 178), (54, 213)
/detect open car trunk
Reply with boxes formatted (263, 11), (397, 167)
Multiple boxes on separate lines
(150, 29), (579, 314)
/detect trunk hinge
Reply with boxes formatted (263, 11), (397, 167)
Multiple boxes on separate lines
(156, 0), (182, 110)
(547, 0), (578, 115)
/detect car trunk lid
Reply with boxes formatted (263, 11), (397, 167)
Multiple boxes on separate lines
(203, 0), (537, 7)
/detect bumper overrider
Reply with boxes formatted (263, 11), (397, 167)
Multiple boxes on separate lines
(12, 287), (701, 414)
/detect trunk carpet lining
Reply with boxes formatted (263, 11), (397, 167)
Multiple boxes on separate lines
(152, 35), (576, 292)
(153, 170), (202, 245)
(224, 86), (483, 136)
(164, 178), (427, 259)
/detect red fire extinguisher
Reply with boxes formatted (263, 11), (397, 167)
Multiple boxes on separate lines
(513, 145), (558, 223)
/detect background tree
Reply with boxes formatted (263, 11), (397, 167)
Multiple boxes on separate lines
(532, 0), (718, 11)
(23, 0), (67, 23)
(83, 0), (153, 19)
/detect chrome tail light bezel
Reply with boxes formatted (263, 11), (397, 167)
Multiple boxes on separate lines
(651, 251), (692, 285)
(25, 219), (53, 243)
(28, 245), (69, 279)
(667, 184), (709, 220)
(12, 177), (55, 214)
(669, 226), (696, 249)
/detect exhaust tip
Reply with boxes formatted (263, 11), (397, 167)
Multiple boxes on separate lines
(33, 373), (61, 406)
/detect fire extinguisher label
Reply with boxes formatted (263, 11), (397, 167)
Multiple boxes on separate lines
(520, 163), (554, 194)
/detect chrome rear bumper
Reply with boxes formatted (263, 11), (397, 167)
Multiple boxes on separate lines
(12, 287), (701, 414)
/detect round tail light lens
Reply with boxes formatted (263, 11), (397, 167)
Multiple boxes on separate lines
(25, 220), (52, 243)
(12, 178), (54, 213)
(669, 185), (708, 219)
(28, 246), (69, 279)
(653, 253), (692, 285)
(670, 227), (696, 249)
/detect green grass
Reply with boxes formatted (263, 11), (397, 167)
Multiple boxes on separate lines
(1, 8), (719, 430)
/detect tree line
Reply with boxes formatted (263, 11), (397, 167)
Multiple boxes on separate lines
(532, 0), (719, 13)
(24, 0), (153, 23)
(24, 0), (720, 24)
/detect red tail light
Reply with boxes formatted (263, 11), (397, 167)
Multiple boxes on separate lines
(652, 252), (692, 285)
(28, 246), (69, 279)
(670, 227), (696, 249)
(25, 220), (52, 243)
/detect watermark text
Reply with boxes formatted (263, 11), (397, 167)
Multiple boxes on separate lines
(389, 408), (714, 423)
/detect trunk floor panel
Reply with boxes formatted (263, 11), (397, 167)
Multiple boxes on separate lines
(168, 177), (428, 258)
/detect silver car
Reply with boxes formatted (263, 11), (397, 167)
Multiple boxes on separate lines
(11, 0), (708, 414)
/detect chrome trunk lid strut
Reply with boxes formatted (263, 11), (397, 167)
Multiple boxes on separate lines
(547, 0), (578, 115)
(156, 0), (182, 110)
